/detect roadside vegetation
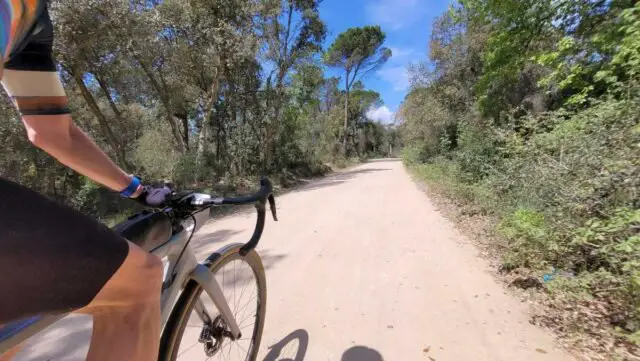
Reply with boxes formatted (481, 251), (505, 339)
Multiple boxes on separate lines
(0, 0), (401, 223)
(400, 1), (640, 358)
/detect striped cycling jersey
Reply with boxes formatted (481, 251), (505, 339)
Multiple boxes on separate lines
(1, 0), (69, 116)
(0, 0), (43, 60)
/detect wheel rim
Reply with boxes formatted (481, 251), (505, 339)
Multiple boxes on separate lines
(175, 257), (261, 360)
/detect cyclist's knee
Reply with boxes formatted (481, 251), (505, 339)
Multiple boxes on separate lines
(85, 242), (163, 310)
(127, 247), (163, 300)
(145, 253), (164, 288)
(0, 344), (22, 361)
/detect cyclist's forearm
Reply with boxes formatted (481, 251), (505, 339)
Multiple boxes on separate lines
(22, 115), (137, 194)
(64, 124), (132, 191)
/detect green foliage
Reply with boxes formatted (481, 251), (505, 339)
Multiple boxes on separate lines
(133, 128), (181, 181)
(324, 26), (392, 153)
(0, 1), (399, 226)
(324, 26), (391, 73)
(408, 158), (497, 211)
(403, 0), (640, 352)
(453, 121), (502, 183)
(73, 179), (137, 222)
(499, 209), (554, 269)
(596, 2), (640, 92)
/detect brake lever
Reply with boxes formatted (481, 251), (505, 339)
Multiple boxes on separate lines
(268, 194), (278, 221)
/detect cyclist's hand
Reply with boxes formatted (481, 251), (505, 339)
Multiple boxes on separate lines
(134, 185), (172, 207)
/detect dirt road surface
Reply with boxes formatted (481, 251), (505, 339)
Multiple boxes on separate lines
(12, 159), (574, 361)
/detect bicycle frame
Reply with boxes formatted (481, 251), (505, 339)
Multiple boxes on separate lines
(0, 207), (241, 355)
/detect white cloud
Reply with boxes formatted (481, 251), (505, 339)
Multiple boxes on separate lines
(366, 0), (429, 30)
(389, 47), (417, 59)
(366, 105), (395, 124)
(377, 65), (410, 92)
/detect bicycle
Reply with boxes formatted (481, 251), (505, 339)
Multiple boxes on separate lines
(0, 177), (278, 361)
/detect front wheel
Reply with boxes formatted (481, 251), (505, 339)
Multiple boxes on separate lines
(159, 244), (267, 361)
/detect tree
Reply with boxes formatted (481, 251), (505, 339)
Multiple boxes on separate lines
(324, 26), (391, 154)
(1, 0), (399, 223)
(260, 0), (326, 171)
(460, 0), (636, 115)
(401, 2), (640, 353)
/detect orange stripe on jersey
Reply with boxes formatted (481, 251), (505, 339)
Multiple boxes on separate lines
(4, 0), (41, 60)
(6, 0), (24, 56)
(13, 96), (69, 110)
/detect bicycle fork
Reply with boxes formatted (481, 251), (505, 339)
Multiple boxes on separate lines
(190, 265), (242, 339)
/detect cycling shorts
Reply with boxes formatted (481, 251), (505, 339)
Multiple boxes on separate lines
(0, 1), (130, 324)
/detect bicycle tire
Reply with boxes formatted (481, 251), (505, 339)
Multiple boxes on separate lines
(158, 243), (267, 361)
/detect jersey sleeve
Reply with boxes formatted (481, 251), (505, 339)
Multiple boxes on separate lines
(1, 2), (69, 116)
(1, 0), (15, 61)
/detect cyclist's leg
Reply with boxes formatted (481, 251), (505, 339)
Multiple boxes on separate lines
(0, 247), (161, 361)
(0, 178), (162, 361)
(76, 242), (162, 361)
(0, 252), (161, 361)
(0, 346), (20, 361)
(0, 5), (162, 360)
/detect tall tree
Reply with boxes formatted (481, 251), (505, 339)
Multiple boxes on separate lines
(260, 0), (326, 171)
(1, 0), (398, 223)
(324, 26), (391, 154)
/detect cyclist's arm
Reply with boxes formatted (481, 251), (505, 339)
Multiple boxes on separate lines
(0, 65), (139, 196)
(1, 4), (141, 198)
(21, 114), (143, 197)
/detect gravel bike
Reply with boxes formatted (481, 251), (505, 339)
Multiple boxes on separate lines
(0, 177), (278, 361)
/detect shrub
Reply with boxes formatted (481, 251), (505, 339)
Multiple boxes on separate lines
(499, 209), (555, 270)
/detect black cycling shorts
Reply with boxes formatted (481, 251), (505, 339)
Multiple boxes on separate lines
(0, 3), (129, 324)
(0, 179), (130, 324)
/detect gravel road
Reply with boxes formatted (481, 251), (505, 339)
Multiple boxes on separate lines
(12, 159), (574, 361)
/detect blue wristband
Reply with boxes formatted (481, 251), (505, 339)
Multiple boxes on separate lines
(120, 176), (141, 198)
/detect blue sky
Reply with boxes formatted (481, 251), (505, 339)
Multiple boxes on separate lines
(319, 0), (452, 123)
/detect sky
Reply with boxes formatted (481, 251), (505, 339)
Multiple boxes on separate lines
(318, 0), (452, 123)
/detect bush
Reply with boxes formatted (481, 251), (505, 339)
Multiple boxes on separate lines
(72, 178), (137, 222)
(402, 145), (425, 165)
(133, 128), (181, 181)
(407, 157), (498, 211)
(498, 209), (555, 270)
(400, 1), (640, 355)
(405, 93), (640, 346)
(454, 120), (504, 183)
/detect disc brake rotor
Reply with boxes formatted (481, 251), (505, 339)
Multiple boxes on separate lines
(199, 315), (236, 357)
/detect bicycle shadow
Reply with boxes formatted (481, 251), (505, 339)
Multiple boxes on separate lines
(12, 314), (92, 361)
(192, 228), (244, 256)
(262, 329), (309, 361)
(341, 346), (384, 361)
(217, 250), (288, 290)
(260, 330), (383, 361)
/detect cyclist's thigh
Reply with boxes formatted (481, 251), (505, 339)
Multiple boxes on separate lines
(76, 240), (163, 314)
(0, 344), (21, 361)
(0, 177), (130, 325)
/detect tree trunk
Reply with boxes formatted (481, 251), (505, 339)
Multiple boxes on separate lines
(264, 71), (287, 172)
(342, 89), (349, 155)
(94, 74), (137, 166)
(130, 51), (186, 153)
(180, 115), (190, 151)
(95, 74), (124, 120)
(173, 111), (190, 151)
(196, 72), (221, 167)
(70, 65), (128, 169)
(266, 94), (283, 172)
(264, 5), (294, 171)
